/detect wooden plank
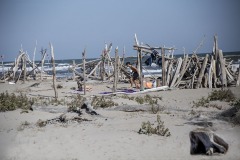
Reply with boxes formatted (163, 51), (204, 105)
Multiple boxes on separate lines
(196, 54), (209, 89)
(218, 50), (227, 87)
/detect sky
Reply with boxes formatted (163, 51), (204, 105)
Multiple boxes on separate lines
(0, 0), (240, 61)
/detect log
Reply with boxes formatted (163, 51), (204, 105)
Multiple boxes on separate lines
(196, 54), (209, 89)
(174, 55), (190, 87)
(226, 67), (234, 82)
(208, 57), (213, 88)
(203, 72), (208, 88)
(189, 128), (228, 155)
(170, 57), (182, 88)
(166, 60), (173, 86)
(191, 67), (198, 89)
(50, 43), (58, 100)
(218, 50), (227, 87)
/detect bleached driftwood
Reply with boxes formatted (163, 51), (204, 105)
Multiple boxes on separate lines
(196, 54), (209, 88)
(190, 128), (228, 155)
(218, 50), (227, 87)
(170, 57), (182, 88)
(50, 43), (58, 100)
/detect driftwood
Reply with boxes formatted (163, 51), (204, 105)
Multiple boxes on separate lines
(170, 57), (182, 87)
(50, 43), (58, 100)
(189, 128), (228, 155)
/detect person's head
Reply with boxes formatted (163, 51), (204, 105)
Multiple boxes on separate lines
(126, 62), (131, 67)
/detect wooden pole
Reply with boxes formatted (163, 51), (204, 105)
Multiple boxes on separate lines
(82, 49), (86, 95)
(33, 40), (37, 78)
(50, 43), (58, 100)
(72, 60), (76, 80)
(113, 47), (118, 92)
(1, 55), (5, 81)
(138, 49), (144, 91)
(161, 47), (166, 86)
(23, 55), (27, 83)
(40, 49), (47, 81)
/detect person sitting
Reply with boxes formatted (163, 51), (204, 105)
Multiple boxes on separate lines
(126, 62), (140, 89)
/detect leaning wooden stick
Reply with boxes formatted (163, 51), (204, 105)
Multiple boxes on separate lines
(82, 48), (86, 95)
(50, 43), (58, 100)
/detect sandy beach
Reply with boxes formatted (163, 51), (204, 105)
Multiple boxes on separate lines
(0, 79), (240, 160)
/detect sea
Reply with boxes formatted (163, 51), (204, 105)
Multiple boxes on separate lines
(0, 51), (239, 79)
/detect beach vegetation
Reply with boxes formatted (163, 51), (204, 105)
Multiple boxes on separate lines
(67, 95), (86, 113)
(192, 89), (236, 109)
(208, 89), (235, 102)
(0, 91), (34, 112)
(91, 96), (118, 109)
(138, 115), (171, 137)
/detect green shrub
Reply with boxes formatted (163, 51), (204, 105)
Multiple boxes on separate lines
(91, 96), (118, 109)
(67, 95), (86, 112)
(208, 89), (235, 102)
(0, 91), (34, 112)
(138, 115), (171, 137)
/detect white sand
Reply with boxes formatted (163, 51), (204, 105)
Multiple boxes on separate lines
(0, 79), (240, 160)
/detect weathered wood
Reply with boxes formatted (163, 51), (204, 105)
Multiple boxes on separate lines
(50, 43), (58, 100)
(174, 55), (190, 87)
(86, 61), (101, 78)
(82, 49), (86, 95)
(203, 72), (209, 88)
(226, 67), (234, 82)
(196, 54), (209, 89)
(23, 55), (27, 83)
(32, 41), (37, 78)
(113, 47), (118, 92)
(161, 47), (166, 86)
(190, 128), (228, 155)
(40, 49), (47, 81)
(72, 60), (76, 80)
(218, 50), (227, 87)
(170, 57), (182, 88)
(236, 64), (240, 86)
(191, 66), (198, 89)
(208, 56), (213, 88)
(166, 60), (173, 86)
(139, 49), (144, 91)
